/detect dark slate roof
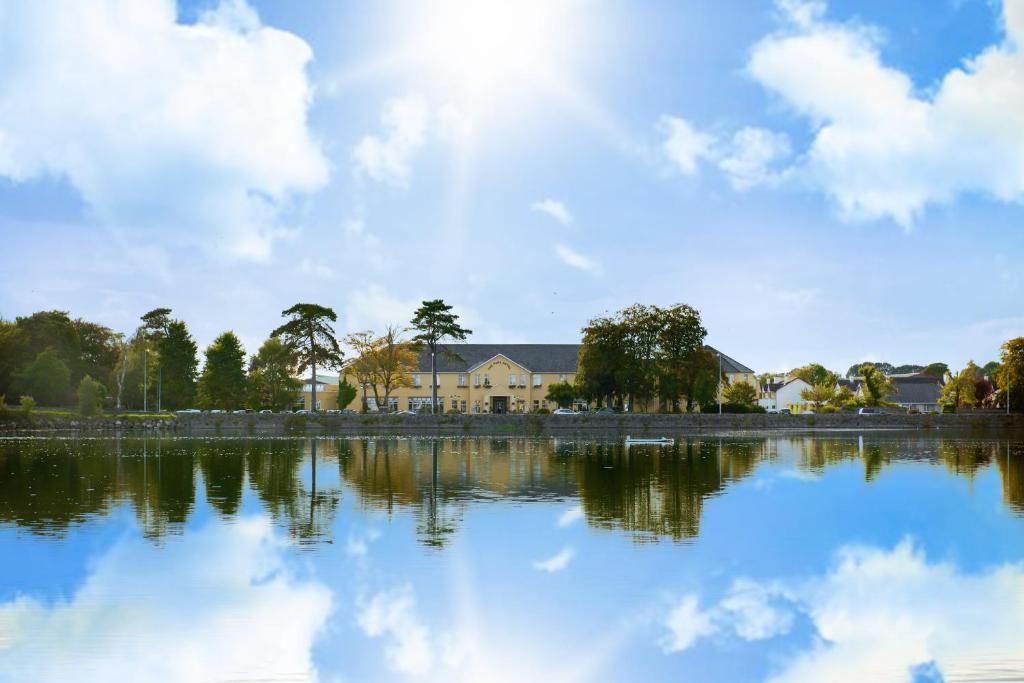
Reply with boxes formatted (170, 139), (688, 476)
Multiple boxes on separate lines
(887, 376), (943, 405)
(706, 346), (755, 374)
(425, 344), (582, 373)
(421, 343), (756, 375)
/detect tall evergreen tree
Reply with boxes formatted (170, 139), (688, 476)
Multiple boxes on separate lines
(197, 332), (247, 410)
(272, 304), (343, 413)
(410, 300), (471, 414)
(158, 320), (199, 410)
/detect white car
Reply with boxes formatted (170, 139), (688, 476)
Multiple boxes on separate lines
(259, 409), (273, 414)
(552, 408), (579, 415)
(176, 408), (201, 414)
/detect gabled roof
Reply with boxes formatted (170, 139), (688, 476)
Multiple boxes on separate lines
(425, 344), (581, 373)
(300, 373), (339, 385)
(888, 376), (942, 405)
(706, 346), (755, 374)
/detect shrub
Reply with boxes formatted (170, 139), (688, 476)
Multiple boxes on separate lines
(717, 403), (766, 414)
(77, 375), (105, 416)
(536, 408), (551, 414)
(19, 395), (36, 415)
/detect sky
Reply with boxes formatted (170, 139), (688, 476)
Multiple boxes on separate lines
(1, 0), (1022, 374)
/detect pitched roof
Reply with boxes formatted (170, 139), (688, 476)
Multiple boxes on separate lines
(300, 373), (339, 385)
(887, 376), (942, 405)
(426, 344), (581, 373)
(706, 346), (755, 374)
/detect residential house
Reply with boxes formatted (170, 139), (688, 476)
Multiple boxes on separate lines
(886, 374), (943, 413)
(297, 373), (340, 411)
(760, 377), (814, 413)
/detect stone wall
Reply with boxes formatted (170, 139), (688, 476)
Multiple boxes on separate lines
(4, 411), (1023, 435)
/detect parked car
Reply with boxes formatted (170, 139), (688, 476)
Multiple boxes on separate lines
(592, 407), (620, 416)
(259, 409), (273, 414)
(341, 409), (358, 415)
(209, 409), (225, 414)
(294, 409), (310, 414)
(393, 410), (417, 416)
(232, 409), (247, 414)
(779, 408), (791, 415)
(176, 408), (201, 414)
(553, 408), (579, 415)
(858, 407), (880, 415)
(766, 408), (779, 414)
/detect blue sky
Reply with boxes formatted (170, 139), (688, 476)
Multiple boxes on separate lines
(1, 0), (1022, 373)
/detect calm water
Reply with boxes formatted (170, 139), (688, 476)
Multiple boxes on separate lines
(1, 434), (1024, 682)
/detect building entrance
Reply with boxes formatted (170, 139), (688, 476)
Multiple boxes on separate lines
(491, 396), (509, 414)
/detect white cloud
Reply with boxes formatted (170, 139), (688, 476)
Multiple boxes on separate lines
(531, 199), (574, 226)
(556, 505), (584, 528)
(353, 95), (430, 187)
(0, 517), (331, 682)
(717, 579), (793, 641)
(532, 546), (575, 573)
(357, 584), (434, 676)
(717, 127), (792, 190)
(660, 595), (717, 653)
(555, 244), (600, 274)
(658, 115), (715, 175)
(343, 284), (421, 334)
(298, 257), (336, 280)
(345, 528), (382, 559)
(0, 0), (327, 261)
(748, 0), (1024, 224)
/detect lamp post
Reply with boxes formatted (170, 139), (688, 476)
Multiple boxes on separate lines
(718, 351), (723, 415)
(143, 348), (148, 413)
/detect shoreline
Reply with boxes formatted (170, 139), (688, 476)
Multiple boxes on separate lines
(2, 411), (1023, 436)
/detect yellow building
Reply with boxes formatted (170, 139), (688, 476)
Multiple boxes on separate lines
(292, 344), (757, 414)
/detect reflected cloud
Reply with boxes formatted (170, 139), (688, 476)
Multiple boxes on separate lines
(346, 528), (382, 559)
(557, 505), (584, 528)
(660, 538), (1024, 682)
(532, 546), (575, 573)
(357, 584), (434, 676)
(0, 517), (331, 682)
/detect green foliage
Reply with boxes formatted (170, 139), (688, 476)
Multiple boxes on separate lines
(722, 380), (757, 406)
(545, 381), (576, 408)
(536, 407), (551, 414)
(791, 363), (839, 387)
(0, 321), (29, 399)
(847, 361), (923, 378)
(410, 299), (472, 411)
(272, 304), (344, 374)
(719, 402), (766, 414)
(16, 348), (71, 405)
(197, 332), (247, 410)
(859, 364), (895, 406)
(337, 378), (358, 411)
(800, 381), (837, 409)
(940, 361), (981, 410)
(577, 303), (709, 412)
(247, 337), (302, 411)
(921, 362), (950, 379)
(158, 320), (198, 410)
(19, 395), (36, 415)
(997, 338), (1024, 411)
(77, 375), (105, 416)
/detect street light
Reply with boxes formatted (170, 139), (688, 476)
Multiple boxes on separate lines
(718, 351), (723, 415)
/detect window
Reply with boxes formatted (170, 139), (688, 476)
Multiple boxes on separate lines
(474, 374), (481, 387)
(533, 400), (540, 411)
(451, 399), (458, 411)
(434, 375), (442, 387)
(533, 374), (542, 387)
(509, 373), (517, 386)
(413, 374), (422, 387)
(460, 400), (467, 413)
(519, 374), (527, 387)
(559, 374), (567, 382)
(484, 373), (491, 386)
(315, 400), (322, 410)
(458, 374), (467, 387)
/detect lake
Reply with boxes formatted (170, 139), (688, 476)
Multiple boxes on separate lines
(1, 433), (1023, 682)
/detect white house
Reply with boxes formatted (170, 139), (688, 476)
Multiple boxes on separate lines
(760, 377), (813, 412)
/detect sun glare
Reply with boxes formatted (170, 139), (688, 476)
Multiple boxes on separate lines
(411, 0), (574, 99)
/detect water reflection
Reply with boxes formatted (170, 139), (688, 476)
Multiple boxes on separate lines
(1, 435), (1023, 545)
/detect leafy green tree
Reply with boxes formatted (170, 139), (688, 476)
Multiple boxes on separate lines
(247, 337), (302, 411)
(77, 375), (105, 416)
(546, 381), (576, 408)
(272, 304), (343, 413)
(941, 362), (982, 410)
(922, 362), (950, 379)
(337, 378), (358, 411)
(0, 321), (29, 399)
(800, 382), (837, 409)
(197, 332), (247, 410)
(997, 338), (1024, 411)
(19, 395), (35, 415)
(657, 304), (707, 411)
(791, 363), (838, 387)
(346, 327), (419, 413)
(860, 364), (895, 406)
(158, 320), (198, 410)
(722, 380), (757, 406)
(16, 348), (71, 405)
(15, 310), (79, 370)
(832, 384), (856, 408)
(685, 347), (721, 412)
(410, 300), (472, 414)
(576, 315), (627, 408)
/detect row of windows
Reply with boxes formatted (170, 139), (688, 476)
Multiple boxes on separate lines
(411, 373), (568, 387)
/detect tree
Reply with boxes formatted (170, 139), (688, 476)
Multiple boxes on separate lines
(859, 364), (894, 406)
(576, 315), (627, 408)
(410, 300), (471, 414)
(346, 327), (419, 413)
(685, 348), (722, 412)
(16, 348), (71, 405)
(921, 363), (950, 379)
(997, 338), (1024, 411)
(71, 319), (118, 392)
(158, 320), (198, 410)
(791, 363), (838, 387)
(546, 381), (576, 408)
(247, 337), (302, 411)
(272, 304), (343, 413)
(800, 382), (837, 409)
(197, 332), (247, 410)
(0, 321), (29, 399)
(941, 362), (982, 410)
(657, 304), (708, 412)
(722, 380), (757, 406)
(337, 378), (358, 411)
(77, 375), (105, 416)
